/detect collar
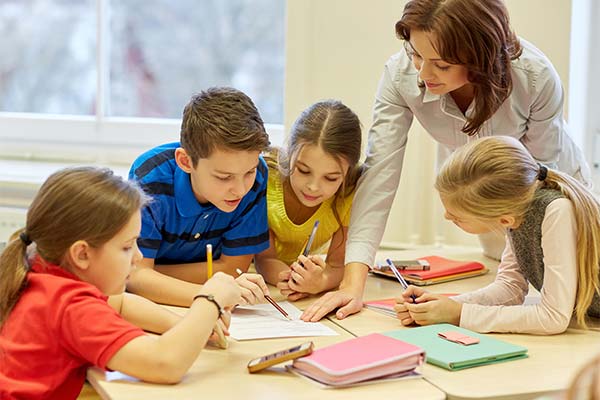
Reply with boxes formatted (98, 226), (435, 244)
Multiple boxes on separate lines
(30, 258), (81, 282)
(174, 167), (214, 218)
(422, 89), (440, 104)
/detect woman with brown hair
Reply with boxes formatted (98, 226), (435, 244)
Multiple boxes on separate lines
(302, 0), (591, 323)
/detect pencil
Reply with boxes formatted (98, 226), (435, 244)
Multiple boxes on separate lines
(206, 244), (213, 279)
(386, 259), (417, 302)
(235, 268), (291, 320)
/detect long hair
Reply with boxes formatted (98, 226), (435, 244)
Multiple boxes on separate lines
(266, 100), (362, 229)
(0, 167), (149, 327)
(396, 0), (522, 136)
(435, 136), (600, 328)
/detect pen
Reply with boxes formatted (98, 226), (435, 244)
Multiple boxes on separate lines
(235, 268), (292, 320)
(386, 259), (417, 303)
(206, 244), (213, 279)
(302, 220), (320, 257)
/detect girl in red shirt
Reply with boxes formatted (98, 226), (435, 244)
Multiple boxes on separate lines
(0, 167), (241, 400)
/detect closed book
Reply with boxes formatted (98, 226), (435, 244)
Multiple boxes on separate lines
(384, 324), (528, 371)
(372, 256), (487, 285)
(363, 298), (396, 317)
(291, 333), (424, 386)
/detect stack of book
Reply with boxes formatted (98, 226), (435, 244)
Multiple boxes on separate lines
(289, 333), (424, 387)
(371, 255), (488, 286)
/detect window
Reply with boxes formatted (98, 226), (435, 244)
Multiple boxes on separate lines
(0, 0), (285, 164)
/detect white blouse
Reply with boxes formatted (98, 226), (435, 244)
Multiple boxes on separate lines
(346, 38), (590, 267)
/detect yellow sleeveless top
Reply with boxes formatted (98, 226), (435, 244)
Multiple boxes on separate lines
(267, 164), (355, 265)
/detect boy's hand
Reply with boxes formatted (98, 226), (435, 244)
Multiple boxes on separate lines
(235, 273), (270, 305)
(405, 293), (463, 326)
(288, 255), (326, 294)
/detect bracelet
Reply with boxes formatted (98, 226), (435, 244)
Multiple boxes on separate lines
(192, 294), (224, 317)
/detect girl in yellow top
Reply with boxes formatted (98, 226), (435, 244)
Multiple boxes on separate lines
(255, 100), (363, 301)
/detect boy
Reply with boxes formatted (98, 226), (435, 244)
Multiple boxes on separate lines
(128, 87), (271, 306)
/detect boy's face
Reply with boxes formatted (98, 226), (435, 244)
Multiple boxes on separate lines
(177, 147), (260, 212)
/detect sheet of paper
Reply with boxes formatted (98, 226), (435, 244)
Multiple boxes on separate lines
(229, 301), (339, 340)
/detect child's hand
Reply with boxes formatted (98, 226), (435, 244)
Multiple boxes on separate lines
(402, 285), (427, 304)
(288, 255), (326, 294)
(393, 297), (415, 326)
(276, 270), (309, 301)
(201, 272), (241, 309)
(405, 293), (463, 326)
(235, 273), (271, 305)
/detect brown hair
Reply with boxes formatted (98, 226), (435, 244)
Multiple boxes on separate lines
(267, 100), (363, 228)
(180, 87), (270, 165)
(0, 167), (149, 327)
(435, 136), (600, 328)
(396, 0), (523, 136)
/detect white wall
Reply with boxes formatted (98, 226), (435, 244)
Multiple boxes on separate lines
(285, 0), (573, 247)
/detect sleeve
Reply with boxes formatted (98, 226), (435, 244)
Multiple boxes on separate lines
(58, 290), (146, 369)
(519, 60), (565, 167)
(345, 59), (414, 267)
(222, 158), (270, 256)
(137, 199), (165, 259)
(457, 199), (578, 334)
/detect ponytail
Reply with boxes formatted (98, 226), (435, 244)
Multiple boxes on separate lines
(542, 170), (600, 329)
(0, 229), (30, 327)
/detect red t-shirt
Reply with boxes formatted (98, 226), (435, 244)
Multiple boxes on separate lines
(0, 260), (145, 400)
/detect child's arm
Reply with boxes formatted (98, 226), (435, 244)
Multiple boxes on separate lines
(128, 256), (269, 306)
(254, 232), (290, 285)
(107, 272), (241, 384)
(108, 293), (181, 334)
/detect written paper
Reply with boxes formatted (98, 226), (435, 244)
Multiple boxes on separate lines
(229, 301), (338, 340)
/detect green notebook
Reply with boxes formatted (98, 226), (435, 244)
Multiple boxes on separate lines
(383, 324), (528, 371)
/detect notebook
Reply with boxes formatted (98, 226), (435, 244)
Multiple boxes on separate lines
(290, 333), (424, 386)
(384, 324), (528, 371)
(364, 294), (459, 317)
(372, 256), (488, 286)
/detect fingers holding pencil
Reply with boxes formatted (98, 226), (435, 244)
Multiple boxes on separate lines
(236, 269), (291, 320)
(234, 269), (271, 305)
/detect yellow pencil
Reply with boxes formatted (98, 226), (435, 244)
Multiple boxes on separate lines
(206, 244), (213, 279)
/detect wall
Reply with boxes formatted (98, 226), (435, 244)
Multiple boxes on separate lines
(285, 0), (573, 247)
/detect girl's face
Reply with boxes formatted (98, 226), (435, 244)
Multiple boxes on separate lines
(290, 144), (350, 208)
(85, 211), (143, 295)
(440, 196), (497, 235)
(408, 30), (472, 96)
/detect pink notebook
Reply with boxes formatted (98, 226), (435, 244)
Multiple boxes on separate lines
(403, 256), (484, 279)
(291, 333), (424, 386)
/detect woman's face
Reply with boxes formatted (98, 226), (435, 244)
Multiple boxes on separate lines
(408, 30), (471, 96)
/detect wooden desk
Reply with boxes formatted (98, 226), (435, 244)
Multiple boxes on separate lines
(87, 317), (445, 400)
(327, 247), (600, 400)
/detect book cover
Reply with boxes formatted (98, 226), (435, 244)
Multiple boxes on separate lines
(292, 333), (424, 385)
(384, 324), (528, 371)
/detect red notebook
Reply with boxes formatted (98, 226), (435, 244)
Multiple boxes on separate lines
(291, 333), (424, 386)
(372, 255), (487, 285)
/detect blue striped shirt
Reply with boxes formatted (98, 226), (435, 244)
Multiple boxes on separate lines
(129, 142), (269, 264)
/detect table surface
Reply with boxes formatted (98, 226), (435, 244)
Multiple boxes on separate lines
(88, 246), (600, 400)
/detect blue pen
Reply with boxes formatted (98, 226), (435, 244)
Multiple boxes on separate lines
(386, 259), (417, 303)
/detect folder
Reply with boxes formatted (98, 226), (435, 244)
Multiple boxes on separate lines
(291, 333), (424, 386)
(364, 294), (459, 317)
(372, 256), (488, 286)
(384, 324), (528, 371)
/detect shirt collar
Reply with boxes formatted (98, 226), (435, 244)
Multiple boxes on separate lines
(30, 258), (80, 281)
(174, 167), (213, 217)
(422, 89), (440, 104)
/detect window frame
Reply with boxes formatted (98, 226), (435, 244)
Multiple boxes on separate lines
(0, 0), (284, 165)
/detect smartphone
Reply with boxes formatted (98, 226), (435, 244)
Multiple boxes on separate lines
(247, 341), (314, 373)
(377, 259), (430, 271)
